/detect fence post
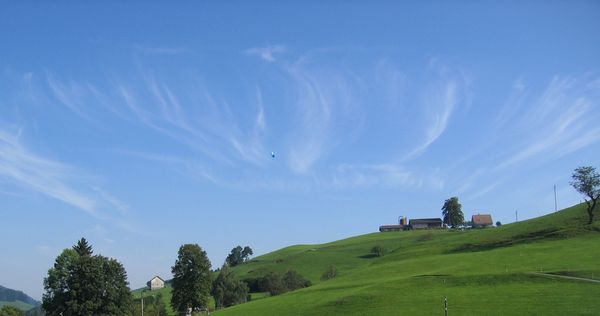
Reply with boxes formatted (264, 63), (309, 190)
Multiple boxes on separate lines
(445, 297), (448, 316)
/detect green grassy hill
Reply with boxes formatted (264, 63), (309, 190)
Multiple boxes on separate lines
(0, 300), (35, 311)
(0, 285), (40, 312)
(213, 203), (600, 315)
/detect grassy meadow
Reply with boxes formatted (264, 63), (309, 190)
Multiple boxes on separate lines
(133, 203), (599, 315)
(213, 203), (600, 315)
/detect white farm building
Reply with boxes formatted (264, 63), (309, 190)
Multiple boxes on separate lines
(147, 276), (165, 291)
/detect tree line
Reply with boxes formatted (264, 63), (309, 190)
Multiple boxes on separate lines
(40, 240), (310, 315)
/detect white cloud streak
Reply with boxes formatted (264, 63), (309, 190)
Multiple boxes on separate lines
(0, 128), (136, 229)
(0, 128), (98, 215)
(404, 80), (460, 160)
(245, 45), (286, 62)
(284, 60), (363, 174)
(328, 163), (444, 190)
(498, 76), (600, 169)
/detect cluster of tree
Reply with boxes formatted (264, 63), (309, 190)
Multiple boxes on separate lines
(132, 293), (167, 316)
(169, 243), (261, 313)
(0, 306), (23, 316)
(41, 238), (133, 316)
(225, 246), (253, 267)
(211, 265), (249, 309)
(247, 270), (311, 296)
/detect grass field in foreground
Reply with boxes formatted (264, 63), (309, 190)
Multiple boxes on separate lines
(213, 203), (600, 315)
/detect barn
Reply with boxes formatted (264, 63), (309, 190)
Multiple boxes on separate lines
(379, 225), (404, 232)
(409, 218), (443, 229)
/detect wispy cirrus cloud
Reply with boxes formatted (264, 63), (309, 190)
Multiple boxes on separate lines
(0, 128), (98, 216)
(116, 73), (271, 167)
(0, 127), (134, 226)
(245, 45), (286, 62)
(283, 58), (364, 174)
(33, 50), (476, 195)
(403, 62), (470, 161)
(497, 75), (600, 169)
(47, 74), (92, 119)
(404, 81), (459, 160)
(328, 163), (444, 190)
(441, 74), (600, 200)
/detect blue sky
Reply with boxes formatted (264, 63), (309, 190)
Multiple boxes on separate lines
(1, 1), (600, 299)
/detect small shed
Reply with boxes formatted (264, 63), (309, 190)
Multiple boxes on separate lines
(409, 218), (443, 229)
(147, 276), (165, 291)
(472, 214), (493, 228)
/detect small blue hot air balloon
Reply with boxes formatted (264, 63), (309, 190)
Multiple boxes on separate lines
(271, 151), (276, 158)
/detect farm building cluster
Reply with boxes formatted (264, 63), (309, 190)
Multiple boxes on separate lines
(379, 214), (494, 232)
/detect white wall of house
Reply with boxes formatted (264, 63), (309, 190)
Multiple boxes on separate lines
(150, 277), (165, 290)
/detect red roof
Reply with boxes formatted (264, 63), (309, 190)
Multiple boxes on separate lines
(472, 214), (493, 225)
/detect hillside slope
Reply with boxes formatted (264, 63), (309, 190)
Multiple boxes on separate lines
(0, 285), (40, 311)
(216, 203), (600, 315)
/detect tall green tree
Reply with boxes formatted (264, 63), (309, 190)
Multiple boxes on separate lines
(171, 244), (212, 313)
(442, 197), (464, 228)
(571, 166), (600, 224)
(42, 239), (132, 316)
(211, 265), (249, 309)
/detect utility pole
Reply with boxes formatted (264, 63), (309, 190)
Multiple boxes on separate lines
(141, 289), (145, 316)
(444, 297), (448, 316)
(515, 210), (518, 222)
(554, 185), (558, 212)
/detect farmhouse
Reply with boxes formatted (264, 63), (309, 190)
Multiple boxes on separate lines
(409, 218), (443, 229)
(147, 276), (165, 291)
(472, 214), (493, 228)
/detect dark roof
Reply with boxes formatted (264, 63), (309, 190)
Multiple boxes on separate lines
(379, 225), (403, 229)
(150, 276), (165, 282)
(410, 218), (442, 224)
(472, 214), (493, 225)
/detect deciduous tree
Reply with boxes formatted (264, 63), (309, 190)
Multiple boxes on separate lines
(42, 238), (132, 316)
(171, 244), (212, 313)
(571, 166), (600, 224)
(442, 197), (464, 228)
